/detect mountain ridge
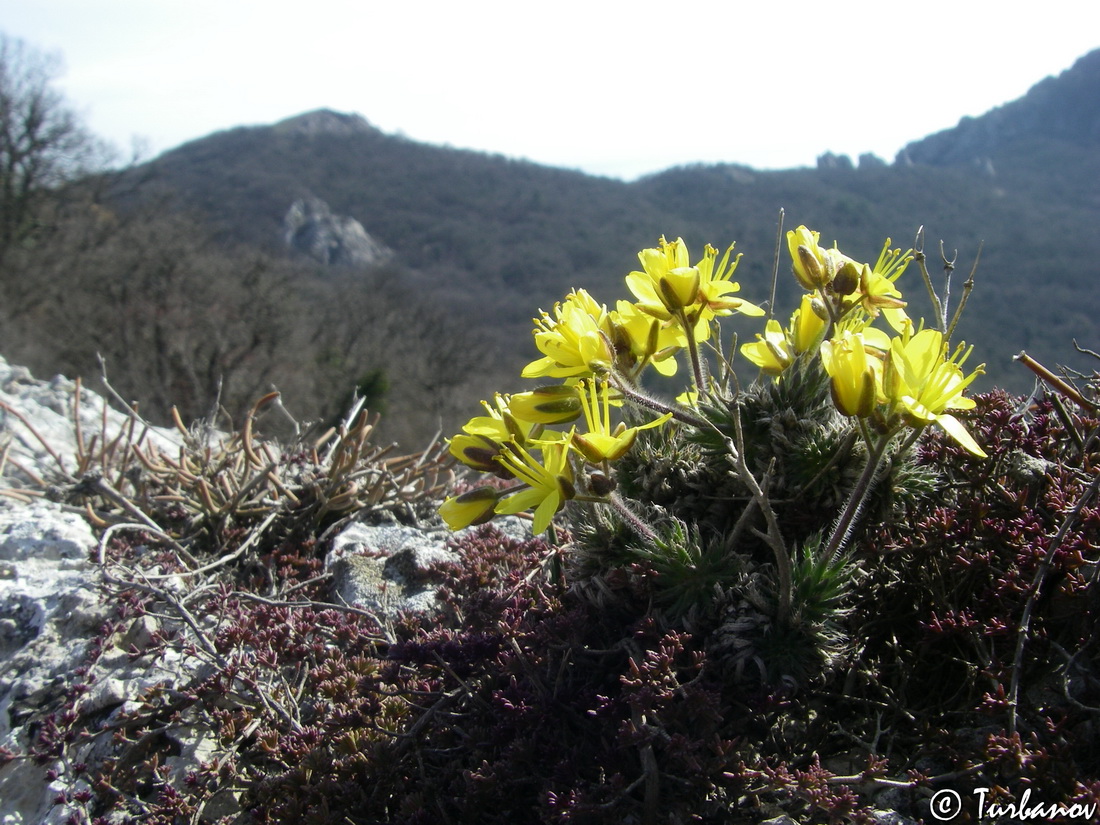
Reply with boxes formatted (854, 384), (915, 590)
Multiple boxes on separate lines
(116, 46), (1100, 400)
(900, 48), (1100, 167)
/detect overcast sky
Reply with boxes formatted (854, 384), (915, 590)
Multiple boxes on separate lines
(6, 1), (1099, 180)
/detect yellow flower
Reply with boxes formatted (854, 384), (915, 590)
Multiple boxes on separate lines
(522, 289), (613, 379)
(820, 330), (880, 417)
(439, 487), (501, 530)
(495, 440), (576, 534)
(791, 293), (827, 353)
(626, 236), (699, 319)
(610, 300), (683, 377)
(788, 226), (843, 291)
(448, 394), (533, 476)
(448, 433), (506, 474)
(508, 385), (582, 424)
(572, 379), (672, 464)
(696, 243), (765, 322)
(842, 239), (912, 333)
(741, 295), (827, 375)
(627, 238), (763, 344)
(741, 320), (793, 375)
(882, 328), (986, 457)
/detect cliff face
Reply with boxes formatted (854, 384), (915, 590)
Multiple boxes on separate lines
(898, 49), (1100, 167)
(283, 196), (393, 267)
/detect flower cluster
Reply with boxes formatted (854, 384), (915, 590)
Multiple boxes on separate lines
(441, 237), (763, 533)
(440, 374), (670, 533)
(744, 226), (986, 456)
(441, 227), (986, 539)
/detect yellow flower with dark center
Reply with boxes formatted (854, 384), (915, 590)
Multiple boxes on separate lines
(882, 328), (986, 457)
(448, 393), (533, 476)
(522, 289), (614, 379)
(572, 379), (672, 464)
(495, 440), (576, 534)
(820, 330), (880, 417)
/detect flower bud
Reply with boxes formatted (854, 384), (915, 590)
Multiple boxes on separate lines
(788, 226), (829, 290)
(830, 366), (876, 418)
(439, 486), (501, 530)
(659, 266), (701, 312)
(821, 331), (879, 418)
(508, 385), (582, 424)
(796, 245), (826, 290)
(791, 295), (827, 354)
(587, 470), (616, 497)
(832, 261), (862, 296)
(449, 434), (506, 475)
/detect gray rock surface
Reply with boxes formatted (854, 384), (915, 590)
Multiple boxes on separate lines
(0, 355), (180, 489)
(0, 360), (189, 824)
(0, 499), (104, 825)
(274, 109), (377, 138)
(326, 516), (528, 619)
(328, 523), (460, 617)
(283, 196), (393, 268)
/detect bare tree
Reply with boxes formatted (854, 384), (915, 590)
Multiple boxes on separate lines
(0, 33), (103, 260)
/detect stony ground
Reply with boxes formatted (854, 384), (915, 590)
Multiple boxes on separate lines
(0, 358), (491, 825)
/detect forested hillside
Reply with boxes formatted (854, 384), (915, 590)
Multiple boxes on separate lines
(4, 41), (1098, 448)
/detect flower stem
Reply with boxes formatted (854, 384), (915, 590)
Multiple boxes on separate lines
(724, 398), (793, 626)
(674, 310), (707, 394)
(610, 492), (659, 543)
(825, 431), (891, 562)
(609, 373), (709, 430)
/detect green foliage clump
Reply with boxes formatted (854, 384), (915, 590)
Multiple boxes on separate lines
(441, 225), (988, 691)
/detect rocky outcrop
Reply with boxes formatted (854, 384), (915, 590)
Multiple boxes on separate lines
(0, 499), (106, 825)
(282, 196), (393, 268)
(272, 109), (378, 138)
(0, 359), (177, 490)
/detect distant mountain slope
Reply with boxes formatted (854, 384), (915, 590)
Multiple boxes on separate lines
(121, 50), (1100, 395)
(900, 49), (1100, 167)
(132, 111), (681, 313)
(893, 48), (1100, 232)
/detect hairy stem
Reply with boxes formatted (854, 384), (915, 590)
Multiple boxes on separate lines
(725, 401), (792, 625)
(825, 430), (891, 563)
(610, 492), (659, 544)
(679, 311), (707, 395)
(609, 372), (709, 430)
